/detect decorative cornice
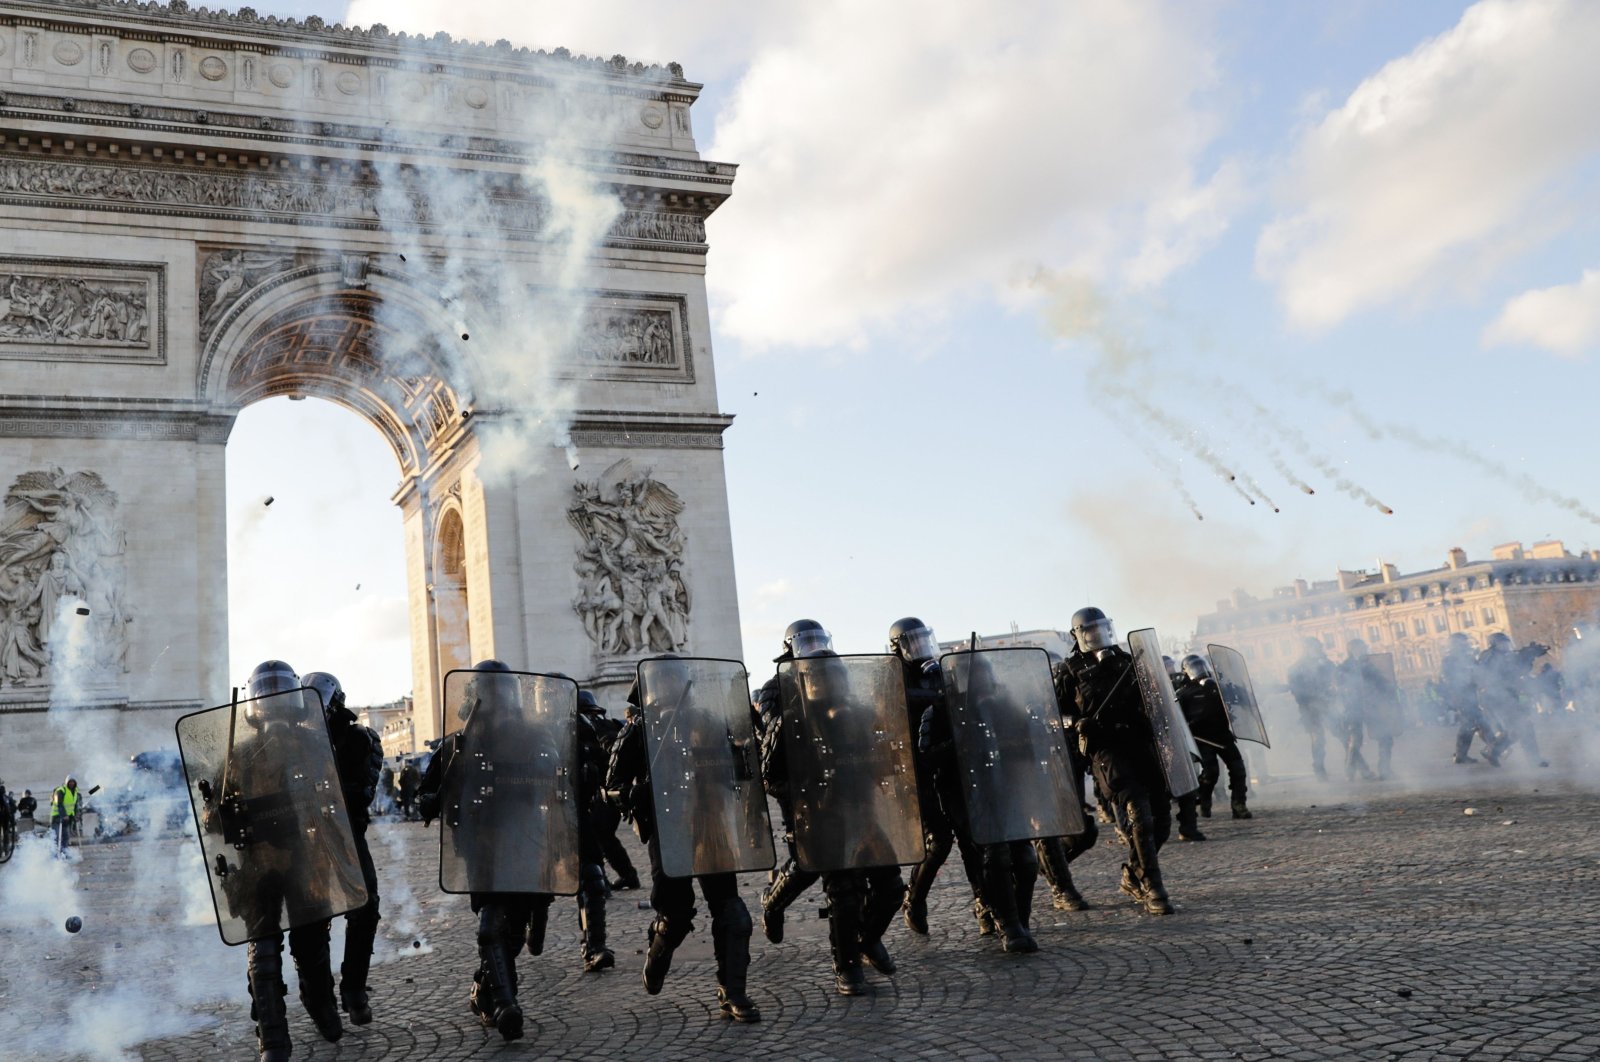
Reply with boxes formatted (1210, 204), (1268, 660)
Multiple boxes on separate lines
(0, 88), (738, 188)
(0, 402), (234, 442)
(567, 409), (735, 451)
(0, 1), (696, 87)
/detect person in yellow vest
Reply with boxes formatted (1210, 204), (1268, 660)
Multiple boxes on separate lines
(51, 775), (79, 855)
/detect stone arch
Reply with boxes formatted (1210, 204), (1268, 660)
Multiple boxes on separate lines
(200, 262), (479, 477)
(431, 502), (473, 679)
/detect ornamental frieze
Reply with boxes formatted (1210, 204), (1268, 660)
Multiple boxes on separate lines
(0, 155), (707, 249)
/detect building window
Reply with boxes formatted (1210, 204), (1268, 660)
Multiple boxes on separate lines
(1391, 622), (1406, 640)
(1433, 614), (1448, 632)
(1481, 607), (1496, 625)
(1413, 618), (1427, 636)
(1459, 611), (1475, 628)
(1367, 624), (1382, 642)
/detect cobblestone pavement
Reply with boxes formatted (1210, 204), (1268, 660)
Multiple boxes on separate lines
(3, 722), (1598, 1061)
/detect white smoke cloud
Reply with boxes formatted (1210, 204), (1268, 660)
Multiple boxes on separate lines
(1484, 267), (1600, 357)
(340, 0), (1235, 351)
(1257, 0), (1600, 330)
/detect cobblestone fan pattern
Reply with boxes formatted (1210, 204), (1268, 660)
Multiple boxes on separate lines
(2, 726), (1598, 1060)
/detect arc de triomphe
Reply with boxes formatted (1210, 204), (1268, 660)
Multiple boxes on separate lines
(0, 1), (742, 776)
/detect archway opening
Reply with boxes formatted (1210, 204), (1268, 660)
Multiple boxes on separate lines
(433, 507), (472, 678)
(224, 395), (411, 716)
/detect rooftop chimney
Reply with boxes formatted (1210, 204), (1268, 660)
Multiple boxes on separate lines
(1446, 547), (1468, 569)
(1530, 540), (1568, 560)
(1490, 542), (1525, 561)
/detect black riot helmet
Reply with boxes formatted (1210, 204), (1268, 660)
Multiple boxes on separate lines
(1345, 638), (1368, 660)
(301, 671), (345, 716)
(1180, 654), (1213, 684)
(1486, 632), (1512, 652)
(1447, 633), (1472, 653)
(1162, 654), (1180, 680)
(244, 659), (308, 727)
(461, 658), (515, 721)
(888, 617), (940, 664)
(1070, 607), (1117, 654)
(777, 619), (833, 662)
(577, 689), (603, 717)
(1300, 637), (1325, 658)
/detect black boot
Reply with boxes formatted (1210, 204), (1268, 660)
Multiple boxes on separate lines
(1128, 815), (1173, 916)
(525, 898), (551, 957)
(289, 934), (343, 1044)
(248, 939), (292, 1062)
(1013, 846), (1038, 933)
(712, 899), (761, 1023)
(760, 861), (815, 944)
(981, 853), (1037, 954)
(580, 868), (615, 973)
(340, 900), (379, 1026)
(826, 880), (870, 996)
(859, 872), (903, 974)
(973, 896), (997, 936)
(480, 939), (523, 1041)
(902, 859), (935, 935)
(643, 914), (691, 995)
(1231, 793), (1253, 820)
(1035, 837), (1091, 909)
(1177, 794), (1206, 840)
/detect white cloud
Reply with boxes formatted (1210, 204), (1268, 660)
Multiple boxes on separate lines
(1484, 268), (1600, 356)
(341, 0), (1233, 350)
(1258, 0), (1600, 330)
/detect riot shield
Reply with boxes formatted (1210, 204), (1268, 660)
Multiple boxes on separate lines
(1367, 653), (1406, 736)
(777, 654), (924, 873)
(176, 689), (369, 946)
(939, 647), (1086, 845)
(1207, 644), (1271, 747)
(1127, 629), (1202, 797)
(638, 657), (775, 878)
(437, 669), (581, 896)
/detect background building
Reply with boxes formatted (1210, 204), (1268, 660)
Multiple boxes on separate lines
(1193, 541), (1600, 694)
(357, 696), (415, 758)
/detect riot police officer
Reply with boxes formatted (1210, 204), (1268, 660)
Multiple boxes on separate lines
(1054, 608), (1176, 915)
(889, 618), (985, 935)
(1034, 651), (1099, 907)
(1335, 640), (1393, 781)
(574, 689), (616, 974)
(301, 672), (384, 1024)
(917, 654), (1040, 952)
(230, 660), (359, 1060)
(580, 690), (642, 891)
(1288, 638), (1337, 781)
(416, 660), (563, 1042)
(753, 621), (829, 944)
(1477, 634), (1550, 768)
(761, 627), (908, 995)
(604, 659), (760, 1022)
(1439, 634), (1503, 765)
(1175, 655), (1251, 819)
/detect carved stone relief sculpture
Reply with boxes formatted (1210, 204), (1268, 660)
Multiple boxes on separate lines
(574, 306), (677, 367)
(568, 459), (689, 657)
(0, 469), (129, 689)
(0, 270), (150, 346)
(198, 248), (294, 337)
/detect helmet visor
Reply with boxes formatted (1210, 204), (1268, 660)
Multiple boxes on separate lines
(790, 627), (834, 659)
(1182, 659), (1213, 683)
(1076, 619), (1117, 653)
(898, 626), (939, 663)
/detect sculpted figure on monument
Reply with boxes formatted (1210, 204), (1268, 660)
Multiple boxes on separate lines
(567, 459), (690, 656)
(0, 469), (128, 687)
(199, 249), (295, 335)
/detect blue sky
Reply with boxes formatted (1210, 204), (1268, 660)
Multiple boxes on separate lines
(227, 1), (1600, 702)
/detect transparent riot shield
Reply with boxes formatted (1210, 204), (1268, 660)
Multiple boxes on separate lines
(176, 689), (369, 946)
(638, 657), (775, 878)
(1127, 629), (1202, 797)
(777, 654), (924, 873)
(1207, 644), (1271, 747)
(939, 647), (1086, 845)
(1367, 653), (1406, 737)
(437, 669), (581, 896)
